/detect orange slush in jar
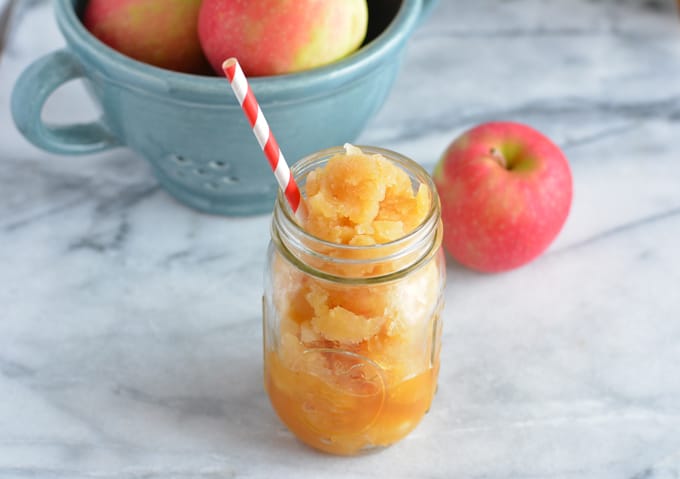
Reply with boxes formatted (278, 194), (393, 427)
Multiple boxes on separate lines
(263, 145), (445, 455)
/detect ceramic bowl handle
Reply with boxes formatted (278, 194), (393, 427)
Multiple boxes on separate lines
(11, 48), (120, 155)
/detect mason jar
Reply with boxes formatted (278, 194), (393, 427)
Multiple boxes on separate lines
(262, 146), (445, 455)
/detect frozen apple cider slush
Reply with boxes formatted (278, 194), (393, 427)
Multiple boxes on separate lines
(263, 144), (446, 455)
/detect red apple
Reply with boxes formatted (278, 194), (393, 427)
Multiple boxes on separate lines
(198, 0), (369, 76)
(433, 122), (573, 273)
(83, 0), (210, 74)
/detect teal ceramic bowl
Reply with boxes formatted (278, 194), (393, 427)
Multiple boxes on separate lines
(11, 0), (437, 216)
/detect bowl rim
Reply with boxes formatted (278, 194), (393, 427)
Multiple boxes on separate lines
(56, 0), (423, 101)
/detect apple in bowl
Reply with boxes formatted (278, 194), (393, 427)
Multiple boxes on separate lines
(433, 122), (573, 273)
(198, 0), (369, 76)
(83, 0), (210, 74)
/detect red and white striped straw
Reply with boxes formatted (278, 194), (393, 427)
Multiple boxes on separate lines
(222, 58), (304, 219)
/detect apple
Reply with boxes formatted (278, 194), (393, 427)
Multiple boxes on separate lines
(83, 0), (210, 74)
(198, 0), (369, 76)
(433, 122), (573, 273)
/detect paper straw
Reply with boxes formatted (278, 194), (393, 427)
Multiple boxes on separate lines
(222, 58), (304, 220)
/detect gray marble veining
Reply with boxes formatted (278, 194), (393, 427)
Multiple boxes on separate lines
(2, 0), (680, 477)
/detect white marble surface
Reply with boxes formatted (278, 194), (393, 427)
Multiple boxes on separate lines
(2, 0), (680, 477)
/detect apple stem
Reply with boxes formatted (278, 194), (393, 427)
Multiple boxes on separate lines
(489, 148), (507, 169)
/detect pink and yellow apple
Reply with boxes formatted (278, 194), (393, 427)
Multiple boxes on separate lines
(198, 0), (369, 76)
(433, 122), (573, 273)
(83, 0), (210, 74)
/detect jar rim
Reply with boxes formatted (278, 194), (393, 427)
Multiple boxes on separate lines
(272, 145), (442, 284)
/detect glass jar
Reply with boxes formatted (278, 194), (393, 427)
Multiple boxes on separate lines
(263, 146), (445, 455)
